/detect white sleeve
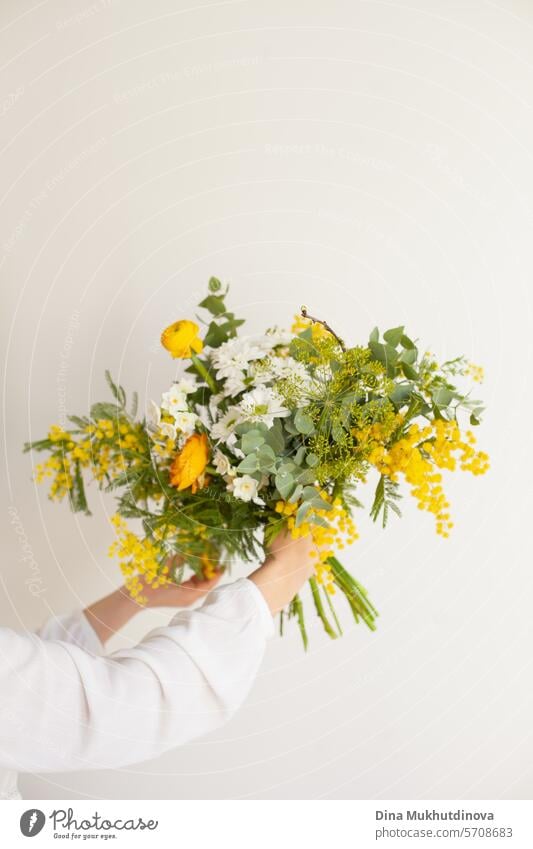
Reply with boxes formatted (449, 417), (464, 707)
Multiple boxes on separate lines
(0, 578), (273, 774)
(34, 610), (104, 655)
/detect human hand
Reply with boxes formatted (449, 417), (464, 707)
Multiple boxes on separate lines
(139, 570), (222, 609)
(136, 553), (222, 608)
(248, 528), (318, 615)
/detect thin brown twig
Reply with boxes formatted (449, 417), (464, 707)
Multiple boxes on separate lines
(300, 306), (346, 351)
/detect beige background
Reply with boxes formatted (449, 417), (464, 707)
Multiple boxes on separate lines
(1, 0), (532, 800)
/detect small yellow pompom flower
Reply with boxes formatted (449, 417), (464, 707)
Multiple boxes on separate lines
(161, 320), (203, 358)
(169, 432), (209, 492)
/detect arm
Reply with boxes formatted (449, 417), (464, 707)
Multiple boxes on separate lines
(35, 564), (221, 651)
(0, 578), (272, 774)
(0, 533), (313, 774)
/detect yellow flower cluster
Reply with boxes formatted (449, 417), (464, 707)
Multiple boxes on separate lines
(276, 493), (359, 592)
(291, 313), (332, 342)
(108, 514), (169, 604)
(369, 419), (489, 536)
(466, 362), (484, 383)
(35, 418), (144, 502)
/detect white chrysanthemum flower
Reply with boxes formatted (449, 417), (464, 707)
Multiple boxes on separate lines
(211, 407), (242, 441)
(176, 377), (196, 394)
(146, 400), (161, 430)
(229, 474), (263, 503)
(222, 374), (249, 397)
(258, 327), (292, 350)
(174, 411), (197, 435)
(211, 338), (265, 380)
(160, 422), (177, 440)
(161, 384), (188, 414)
(239, 386), (289, 427)
(251, 355), (309, 385)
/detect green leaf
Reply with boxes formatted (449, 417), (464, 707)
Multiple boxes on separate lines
(257, 444), (276, 472)
(432, 387), (454, 406)
(302, 486), (332, 510)
(305, 452), (319, 467)
(383, 326), (404, 347)
(208, 276), (223, 292)
(293, 445), (306, 465)
(264, 419), (286, 453)
(369, 341), (398, 375)
(237, 454), (259, 474)
(275, 470), (295, 499)
(369, 326), (379, 343)
(199, 294), (227, 316)
(295, 502), (311, 527)
(469, 412), (480, 425)
(90, 402), (121, 421)
(388, 383), (413, 406)
(294, 410), (315, 435)
(398, 347), (417, 365)
(401, 362), (419, 380)
(241, 430), (265, 454)
(400, 333), (415, 349)
(288, 484), (303, 503)
(203, 321), (229, 348)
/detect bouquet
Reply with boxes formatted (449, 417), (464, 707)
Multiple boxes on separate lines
(25, 278), (489, 647)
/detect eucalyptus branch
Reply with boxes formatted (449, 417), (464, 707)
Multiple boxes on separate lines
(300, 305), (346, 351)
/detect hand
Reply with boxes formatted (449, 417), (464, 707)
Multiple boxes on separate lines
(83, 558), (222, 645)
(249, 528), (318, 615)
(139, 570), (222, 609)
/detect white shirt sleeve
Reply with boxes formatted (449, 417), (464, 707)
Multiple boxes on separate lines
(34, 609), (104, 655)
(0, 578), (274, 774)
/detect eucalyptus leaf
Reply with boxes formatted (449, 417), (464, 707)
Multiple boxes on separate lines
(294, 410), (315, 435)
(432, 387), (454, 406)
(237, 454), (259, 474)
(275, 471), (295, 499)
(241, 430), (265, 454)
(383, 326), (404, 347)
(295, 502), (311, 527)
(289, 484), (303, 503)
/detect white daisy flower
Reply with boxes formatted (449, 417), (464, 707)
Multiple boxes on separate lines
(160, 421), (177, 440)
(174, 411), (197, 435)
(176, 377), (196, 394)
(239, 386), (289, 427)
(211, 407), (242, 441)
(211, 338), (265, 380)
(229, 474), (262, 503)
(222, 374), (249, 397)
(258, 327), (292, 350)
(161, 384), (188, 414)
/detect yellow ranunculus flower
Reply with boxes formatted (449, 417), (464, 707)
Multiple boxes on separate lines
(169, 433), (209, 492)
(161, 320), (203, 358)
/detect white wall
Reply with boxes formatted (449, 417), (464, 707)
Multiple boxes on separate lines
(1, 0), (532, 799)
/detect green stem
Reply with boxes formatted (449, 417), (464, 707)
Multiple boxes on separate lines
(191, 352), (217, 393)
(292, 594), (308, 650)
(327, 555), (378, 631)
(309, 577), (337, 639)
(323, 583), (343, 636)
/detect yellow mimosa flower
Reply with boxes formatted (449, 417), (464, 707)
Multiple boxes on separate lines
(161, 320), (203, 358)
